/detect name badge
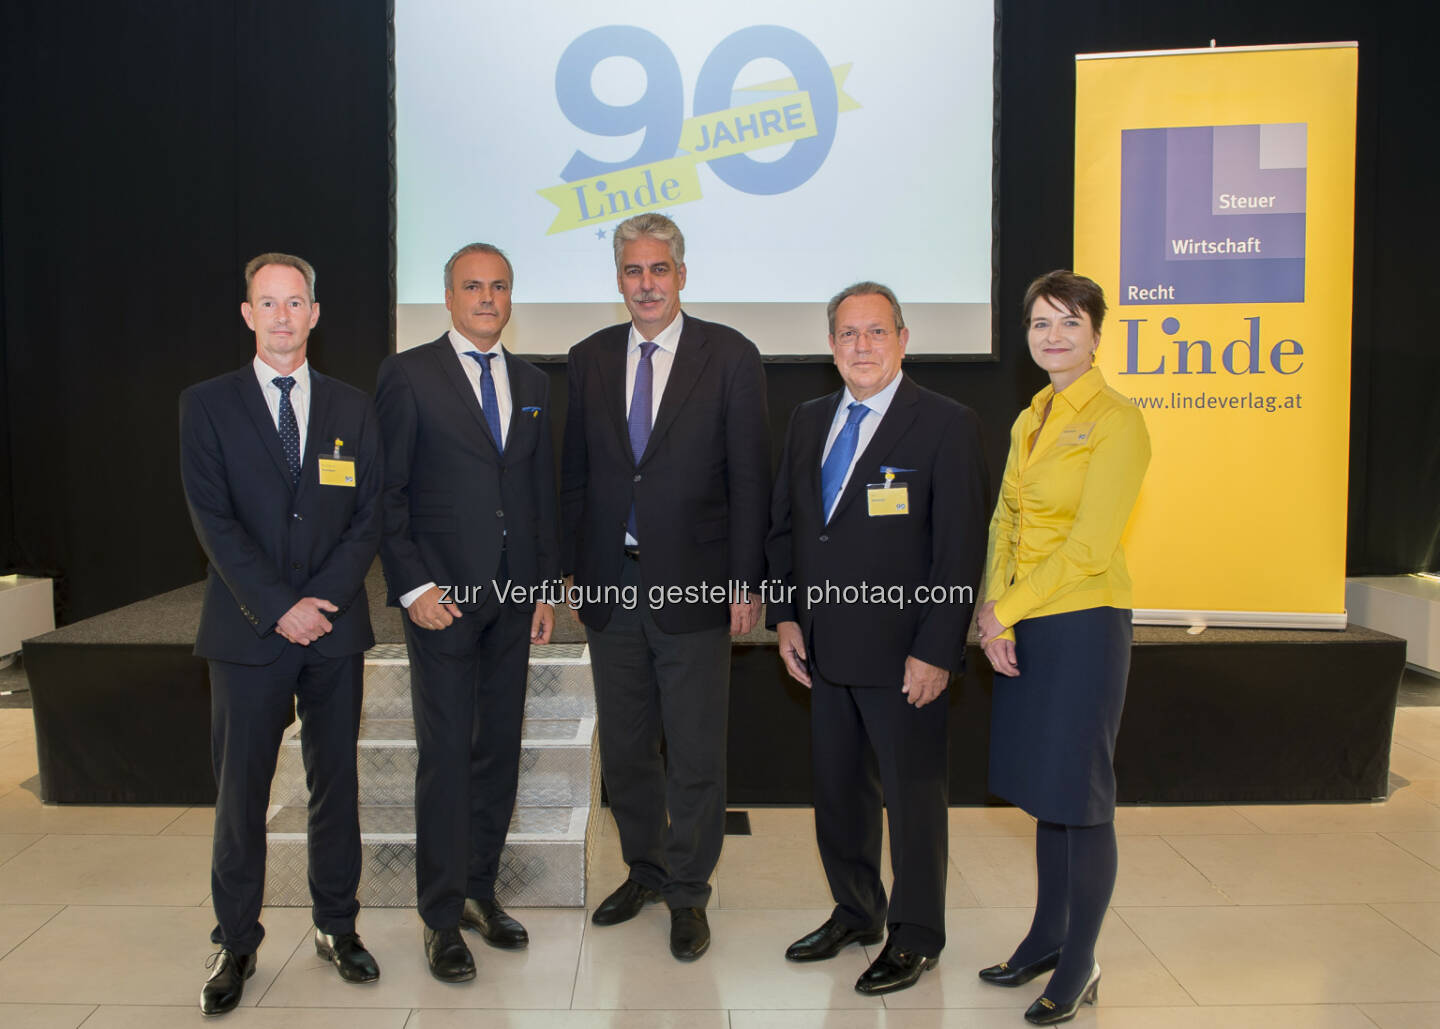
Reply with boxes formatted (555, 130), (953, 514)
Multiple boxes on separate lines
(318, 458), (356, 487)
(867, 484), (909, 516)
(1057, 422), (1096, 446)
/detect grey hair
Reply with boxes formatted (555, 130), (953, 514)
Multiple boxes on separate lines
(611, 213), (685, 272)
(244, 253), (316, 302)
(443, 243), (514, 293)
(826, 281), (905, 335)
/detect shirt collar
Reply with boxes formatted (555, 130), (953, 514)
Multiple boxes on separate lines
(628, 311), (684, 355)
(254, 355), (310, 394)
(841, 370), (904, 419)
(1031, 366), (1105, 415)
(448, 328), (506, 368)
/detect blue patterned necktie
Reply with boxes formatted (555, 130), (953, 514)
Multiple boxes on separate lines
(465, 350), (504, 453)
(820, 401), (869, 521)
(626, 341), (659, 540)
(272, 376), (301, 485)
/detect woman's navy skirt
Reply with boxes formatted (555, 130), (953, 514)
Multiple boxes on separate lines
(987, 606), (1132, 826)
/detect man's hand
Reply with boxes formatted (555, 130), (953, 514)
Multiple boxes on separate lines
(407, 585), (462, 631)
(729, 595), (762, 636)
(776, 620), (811, 687)
(531, 602), (555, 645)
(902, 655), (950, 707)
(277, 597), (338, 646)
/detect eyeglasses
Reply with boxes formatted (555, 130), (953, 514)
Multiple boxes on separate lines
(833, 327), (894, 347)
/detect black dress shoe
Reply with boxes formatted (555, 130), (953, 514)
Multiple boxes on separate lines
(978, 946), (1062, 986)
(423, 926), (476, 983)
(669, 907), (710, 961)
(199, 947), (256, 1016)
(785, 918), (885, 962)
(460, 897), (529, 949)
(1025, 963), (1101, 1025)
(854, 938), (938, 995)
(591, 878), (662, 926)
(314, 928), (380, 983)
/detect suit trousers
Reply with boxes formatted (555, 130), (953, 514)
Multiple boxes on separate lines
(208, 647), (363, 954)
(810, 659), (950, 956)
(585, 556), (731, 909)
(406, 577), (531, 929)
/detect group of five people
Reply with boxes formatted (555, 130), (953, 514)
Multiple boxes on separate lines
(179, 213), (1148, 1024)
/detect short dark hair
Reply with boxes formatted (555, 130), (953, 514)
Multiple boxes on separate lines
(444, 242), (514, 293)
(826, 281), (905, 335)
(1022, 270), (1106, 333)
(244, 252), (316, 302)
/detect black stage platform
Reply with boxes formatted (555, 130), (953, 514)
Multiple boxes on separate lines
(24, 567), (1407, 806)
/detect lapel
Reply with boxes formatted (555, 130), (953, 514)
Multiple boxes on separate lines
(294, 370), (333, 501)
(594, 326), (631, 460)
(828, 374), (920, 523)
(428, 335), (501, 456)
(642, 314), (710, 465)
(234, 366), (296, 491)
(503, 356), (536, 465)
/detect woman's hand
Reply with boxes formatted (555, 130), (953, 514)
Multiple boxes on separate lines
(977, 601), (1019, 676)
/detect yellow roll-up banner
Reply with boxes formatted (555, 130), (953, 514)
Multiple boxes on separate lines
(1074, 43), (1357, 628)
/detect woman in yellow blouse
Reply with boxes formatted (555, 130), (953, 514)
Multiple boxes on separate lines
(975, 271), (1149, 1026)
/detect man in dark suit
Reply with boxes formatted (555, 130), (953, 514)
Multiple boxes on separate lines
(180, 253), (384, 1016)
(375, 243), (560, 982)
(766, 282), (988, 995)
(562, 213), (769, 961)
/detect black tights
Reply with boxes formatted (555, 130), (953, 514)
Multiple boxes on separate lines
(1010, 819), (1117, 1001)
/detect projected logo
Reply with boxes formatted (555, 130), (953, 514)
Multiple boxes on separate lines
(1120, 123), (1307, 304)
(537, 25), (859, 234)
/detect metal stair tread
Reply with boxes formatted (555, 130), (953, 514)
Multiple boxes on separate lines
(278, 717), (595, 747)
(364, 641), (589, 664)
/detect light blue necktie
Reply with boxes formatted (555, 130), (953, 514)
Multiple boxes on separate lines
(820, 402), (869, 520)
(272, 376), (301, 485)
(626, 341), (659, 540)
(465, 351), (504, 453)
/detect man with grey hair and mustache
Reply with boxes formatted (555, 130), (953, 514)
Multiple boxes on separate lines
(561, 213), (770, 961)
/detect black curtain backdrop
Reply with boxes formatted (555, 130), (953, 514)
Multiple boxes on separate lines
(1, 0), (1435, 624)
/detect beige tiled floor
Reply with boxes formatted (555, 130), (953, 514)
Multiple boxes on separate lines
(0, 705), (1437, 1027)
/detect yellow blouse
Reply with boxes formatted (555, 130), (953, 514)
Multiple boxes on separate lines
(985, 367), (1150, 640)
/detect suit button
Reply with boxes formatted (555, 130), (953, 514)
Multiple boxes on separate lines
(819, 535), (830, 542)
(633, 474), (642, 482)
(292, 562), (301, 570)
(495, 509), (504, 518)
(292, 512), (302, 520)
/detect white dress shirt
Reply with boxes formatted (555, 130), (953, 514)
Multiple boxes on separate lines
(623, 313), (684, 545)
(400, 331), (515, 610)
(819, 371), (905, 522)
(253, 356), (310, 458)
(448, 328), (512, 447)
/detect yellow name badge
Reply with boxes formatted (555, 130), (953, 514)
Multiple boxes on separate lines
(318, 458), (357, 487)
(1057, 422), (1096, 446)
(866, 483), (910, 517)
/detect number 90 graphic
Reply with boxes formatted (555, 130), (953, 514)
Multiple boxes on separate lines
(555, 25), (840, 197)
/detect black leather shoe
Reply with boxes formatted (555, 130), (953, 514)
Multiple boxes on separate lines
(669, 907), (711, 961)
(199, 947), (256, 1016)
(460, 897), (529, 949)
(591, 878), (662, 926)
(785, 918), (885, 962)
(423, 926), (476, 983)
(854, 938), (938, 995)
(314, 928), (380, 983)
(1025, 963), (1101, 1025)
(978, 946), (1062, 986)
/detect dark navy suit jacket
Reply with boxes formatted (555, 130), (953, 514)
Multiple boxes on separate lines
(179, 364), (383, 664)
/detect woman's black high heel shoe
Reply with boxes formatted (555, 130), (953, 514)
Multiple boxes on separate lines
(1024, 963), (1100, 1025)
(977, 946), (1061, 987)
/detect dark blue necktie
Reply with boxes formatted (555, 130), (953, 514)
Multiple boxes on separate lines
(272, 376), (301, 485)
(465, 351), (504, 453)
(820, 401), (869, 520)
(626, 341), (659, 540)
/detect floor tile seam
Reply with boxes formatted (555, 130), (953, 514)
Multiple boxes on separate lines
(1366, 902), (1440, 959)
(1107, 904), (1202, 1009)
(0, 831), (46, 870)
(252, 920), (318, 1008)
(72, 1002), (103, 1028)
(1154, 832), (1239, 905)
(1227, 806), (1268, 832)
(1377, 830), (1440, 872)
(0, 900), (67, 962)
